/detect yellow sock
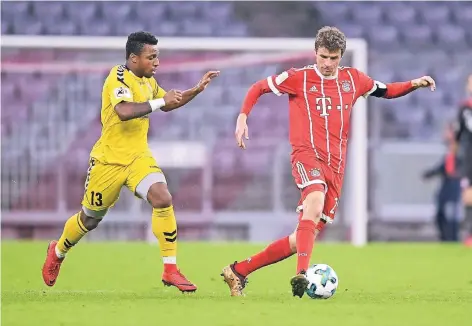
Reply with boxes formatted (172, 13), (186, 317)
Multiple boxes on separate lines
(152, 206), (177, 264)
(56, 212), (88, 257)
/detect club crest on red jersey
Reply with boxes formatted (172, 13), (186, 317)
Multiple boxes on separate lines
(341, 81), (352, 92)
(310, 168), (321, 177)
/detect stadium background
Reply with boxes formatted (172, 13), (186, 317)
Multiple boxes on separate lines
(2, 0), (472, 244)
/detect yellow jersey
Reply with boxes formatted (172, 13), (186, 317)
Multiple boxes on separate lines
(90, 65), (166, 165)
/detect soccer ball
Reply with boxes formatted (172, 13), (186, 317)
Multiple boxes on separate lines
(305, 263), (339, 299)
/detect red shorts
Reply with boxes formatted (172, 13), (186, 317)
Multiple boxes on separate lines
(291, 154), (343, 224)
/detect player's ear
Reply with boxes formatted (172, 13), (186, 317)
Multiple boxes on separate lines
(130, 53), (138, 64)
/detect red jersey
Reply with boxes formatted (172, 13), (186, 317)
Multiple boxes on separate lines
(266, 65), (376, 174)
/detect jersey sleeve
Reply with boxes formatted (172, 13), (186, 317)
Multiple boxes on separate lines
(152, 78), (167, 99)
(266, 68), (299, 96)
(353, 69), (377, 99)
(107, 66), (134, 108)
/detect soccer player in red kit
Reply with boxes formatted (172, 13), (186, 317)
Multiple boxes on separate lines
(221, 26), (436, 298)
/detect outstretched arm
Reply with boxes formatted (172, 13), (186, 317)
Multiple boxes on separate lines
(115, 90), (182, 121)
(115, 71), (219, 120)
(235, 79), (272, 149)
(115, 87), (209, 120)
(240, 79), (273, 116)
(366, 76), (436, 99)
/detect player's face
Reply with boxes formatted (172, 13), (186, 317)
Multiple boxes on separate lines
(315, 47), (342, 77)
(137, 44), (160, 78)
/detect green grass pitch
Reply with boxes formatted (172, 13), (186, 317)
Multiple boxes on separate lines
(2, 241), (471, 326)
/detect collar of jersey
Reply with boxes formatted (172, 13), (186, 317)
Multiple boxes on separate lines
(125, 65), (146, 81)
(314, 65), (338, 80)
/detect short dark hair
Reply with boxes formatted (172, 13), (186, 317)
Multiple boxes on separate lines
(314, 26), (347, 57)
(126, 31), (158, 59)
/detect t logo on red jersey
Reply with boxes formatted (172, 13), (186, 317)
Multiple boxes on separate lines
(316, 97), (350, 117)
(316, 97), (332, 117)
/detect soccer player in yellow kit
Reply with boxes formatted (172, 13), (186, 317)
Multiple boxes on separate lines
(42, 31), (219, 292)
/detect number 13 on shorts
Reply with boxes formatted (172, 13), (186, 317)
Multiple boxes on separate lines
(89, 191), (103, 206)
(81, 158), (126, 212)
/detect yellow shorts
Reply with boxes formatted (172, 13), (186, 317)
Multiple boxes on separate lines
(81, 156), (164, 216)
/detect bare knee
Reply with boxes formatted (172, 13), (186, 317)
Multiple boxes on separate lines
(147, 182), (173, 208)
(301, 191), (324, 223)
(79, 210), (101, 231)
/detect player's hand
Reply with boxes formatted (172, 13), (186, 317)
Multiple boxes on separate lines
(195, 71), (220, 93)
(235, 113), (249, 149)
(411, 76), (436, 91)
(163, 89), (183, 106)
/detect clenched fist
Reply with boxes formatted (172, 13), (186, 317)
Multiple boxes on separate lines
(163, 89), (183, 106)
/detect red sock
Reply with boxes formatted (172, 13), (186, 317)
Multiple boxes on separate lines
(296, 220), (316, 274)
(234, 236), (294, 277)
(164, 263), (178, 273)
